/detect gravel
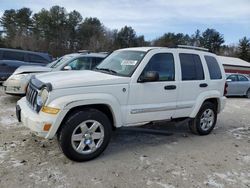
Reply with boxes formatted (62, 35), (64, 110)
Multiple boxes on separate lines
(0, 86), (249, 188)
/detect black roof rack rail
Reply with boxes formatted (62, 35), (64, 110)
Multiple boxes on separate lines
(177, 45), (209, 52)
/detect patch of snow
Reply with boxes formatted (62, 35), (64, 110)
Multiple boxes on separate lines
(29, 167), (69, 187)
(204, 177), (224, 188)
(0, 148), (8, 164)
(147, 180), (175, 188)
(205, 170), (250, 187)
(242, 155), (250, 163)
(0, 115), (18, 128)
(228, 127), (250, 139)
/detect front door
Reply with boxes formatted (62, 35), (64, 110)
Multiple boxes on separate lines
(126, 53), (178, 125)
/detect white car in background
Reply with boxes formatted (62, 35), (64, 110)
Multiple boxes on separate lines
(3, 53), (106, 95)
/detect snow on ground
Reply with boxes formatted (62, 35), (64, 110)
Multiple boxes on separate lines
(0, 86), (250, 188)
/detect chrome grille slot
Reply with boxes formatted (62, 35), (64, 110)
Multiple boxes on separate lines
(26, 84), (39, 111)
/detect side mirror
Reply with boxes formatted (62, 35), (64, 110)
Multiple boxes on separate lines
(63, 66), (72, 71)
(226, 79), (232, 82)
(139, 71), (159, 82)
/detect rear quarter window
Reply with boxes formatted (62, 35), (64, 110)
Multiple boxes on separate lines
(28, 54), (48, 64)
(179, 53), (204, 81)
(204, 56), (222, 80)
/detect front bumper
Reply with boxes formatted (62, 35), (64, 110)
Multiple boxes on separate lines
(17, 97), (58, 138)
(3, 78), (28, 95)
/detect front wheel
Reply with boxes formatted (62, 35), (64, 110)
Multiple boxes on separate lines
(189, 102), (217, 135)
(58, 109), (112, 162)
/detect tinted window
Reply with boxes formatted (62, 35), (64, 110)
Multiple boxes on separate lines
(2, 51), (24, 61)
(227, 75), (238, 81)
(180, 53), (204, 81)
(143, 53), (175, 81)
(28, 54), (48, 64)
(204, 56), (222, 80)
(91, 57), (104, 69)
(238, 75), (248, 81)
(67, 57), (91, 70)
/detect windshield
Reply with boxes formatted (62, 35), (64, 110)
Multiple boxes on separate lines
(48, 55), (74, 68)
(96, 50), (146, 76)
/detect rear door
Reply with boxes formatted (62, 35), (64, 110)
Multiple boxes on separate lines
(227, 74), (239, 95)
(175, 53), (209, 118)
(237, 75), (250, 95)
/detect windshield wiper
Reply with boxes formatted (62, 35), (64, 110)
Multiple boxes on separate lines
(95, 67), (117, 74)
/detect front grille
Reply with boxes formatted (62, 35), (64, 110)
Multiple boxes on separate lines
(26, 84), (39, 111)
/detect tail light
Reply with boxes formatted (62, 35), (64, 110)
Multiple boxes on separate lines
(224, 82), (228, 96)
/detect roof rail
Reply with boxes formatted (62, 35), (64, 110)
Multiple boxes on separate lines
(177, 45), (209, 52)
(78, 50), (91, 53)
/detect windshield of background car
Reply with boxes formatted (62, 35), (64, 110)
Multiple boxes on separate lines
(49, 55), (74, 68)
(96, 50), (146, 76)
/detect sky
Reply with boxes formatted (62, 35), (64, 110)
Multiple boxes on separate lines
(0, 0), (249, 44)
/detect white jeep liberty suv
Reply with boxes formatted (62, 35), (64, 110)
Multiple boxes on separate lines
(16, 46), (227, 162)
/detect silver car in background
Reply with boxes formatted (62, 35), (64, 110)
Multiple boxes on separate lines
(3, 53), (107, 95)
(226, 73), (250, 98)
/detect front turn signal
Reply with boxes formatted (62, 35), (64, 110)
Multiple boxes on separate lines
(41, 106), (60, 115)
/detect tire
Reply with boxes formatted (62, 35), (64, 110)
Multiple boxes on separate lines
(246, 89), (250, 99)
(58, 109), (112, 162)
(189, 102), (217, 135)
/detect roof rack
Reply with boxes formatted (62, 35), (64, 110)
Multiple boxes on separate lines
(177, 45), (209, 52)
(78, 50), (91, 53)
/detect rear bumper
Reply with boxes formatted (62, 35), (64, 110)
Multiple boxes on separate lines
(219, 96), (227, 113)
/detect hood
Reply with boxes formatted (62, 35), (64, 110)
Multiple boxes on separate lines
(35, 70), (130, 89)
(14, 66), (52, 75)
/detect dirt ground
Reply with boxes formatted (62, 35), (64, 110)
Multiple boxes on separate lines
(0, 85), (249, 188)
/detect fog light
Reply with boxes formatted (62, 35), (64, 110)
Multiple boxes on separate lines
(41, 106), (60, 114)
(43, 123), (52, 131)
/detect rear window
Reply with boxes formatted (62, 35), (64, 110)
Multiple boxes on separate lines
(180, 53), (204, 80)
(28, 54), (48, 64)
(204, 56), (222, 80)
(2, 51), (24, 61)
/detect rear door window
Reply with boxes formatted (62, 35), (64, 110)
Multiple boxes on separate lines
(67, 57), (91, 70)
(2, 51), (24, 61)
(179, 53), (204, 80)
(238, 75), (248, 81)
(28, 54), (48, 64)
(204, 56), (222, 80)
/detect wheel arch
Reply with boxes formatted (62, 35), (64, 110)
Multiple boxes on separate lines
(190, 91), (221, 118)
(57, 103), (116, 135)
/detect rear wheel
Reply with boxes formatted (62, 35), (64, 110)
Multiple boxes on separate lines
(58, 109), (112, 162)
(189, 102), (217, 135)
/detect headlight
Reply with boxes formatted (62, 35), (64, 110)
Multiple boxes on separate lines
(36, 88), (49, 107)
(10, 74), (28, 80)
